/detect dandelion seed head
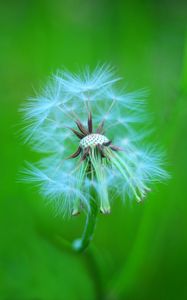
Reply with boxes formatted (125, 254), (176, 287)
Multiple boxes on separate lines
(20, 64), (169, 216)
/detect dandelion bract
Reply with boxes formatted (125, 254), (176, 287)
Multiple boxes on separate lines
(20, 65), (169, 216)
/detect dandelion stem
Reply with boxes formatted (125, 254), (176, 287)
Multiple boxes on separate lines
(72, 198), (99, 252)
(38, 224), (104, 299)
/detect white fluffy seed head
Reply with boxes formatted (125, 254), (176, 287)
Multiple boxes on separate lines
(20, 64), (169, 216)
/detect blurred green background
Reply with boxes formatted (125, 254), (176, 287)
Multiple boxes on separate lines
(0, 0), (187, 299)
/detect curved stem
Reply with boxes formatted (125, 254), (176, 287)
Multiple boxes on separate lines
(72, 199), (99, 252)
(38, 202), (103, 298)
(83, 247), (105, 299)
(38, 198), (99, 254)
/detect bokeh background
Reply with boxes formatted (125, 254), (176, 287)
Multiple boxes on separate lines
(0, 0), (187, 299)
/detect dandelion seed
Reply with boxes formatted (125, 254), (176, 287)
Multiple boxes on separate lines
(20, 65), (169, 217)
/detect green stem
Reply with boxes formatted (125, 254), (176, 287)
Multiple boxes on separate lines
(72, 199), (99, 252)
(38, 201), (103, 298)
(39, 227), (105, 299)
(38, 197), (99, 255)
(83, 247), (105, 299)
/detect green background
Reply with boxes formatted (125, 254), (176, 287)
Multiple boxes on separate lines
(0, 0), (187, 299)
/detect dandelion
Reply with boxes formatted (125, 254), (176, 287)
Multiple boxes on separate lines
(20, 65), (169, 251)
